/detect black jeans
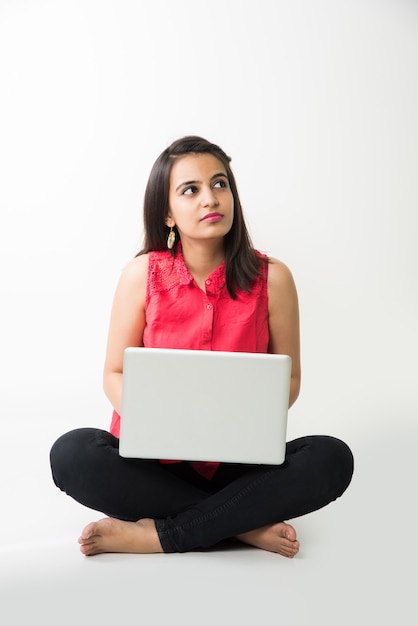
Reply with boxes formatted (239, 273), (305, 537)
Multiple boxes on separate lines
(50, 428), (353, 553)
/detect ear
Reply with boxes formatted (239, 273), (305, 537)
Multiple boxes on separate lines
(165, 214), (175, 228)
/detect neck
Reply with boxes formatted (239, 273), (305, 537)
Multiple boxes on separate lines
(179, 238), (225, 287)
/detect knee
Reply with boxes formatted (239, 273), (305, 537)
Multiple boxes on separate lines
(50, 427), (114, 490)
(50, 428), (86, 489)
(320, 435), (354, 496)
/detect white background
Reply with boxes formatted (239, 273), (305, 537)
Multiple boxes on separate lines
(0, 1), (417, 623)
(1, 0), (416, 439)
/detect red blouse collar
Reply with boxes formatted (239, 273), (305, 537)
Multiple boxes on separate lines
(173, 243), (226, 291)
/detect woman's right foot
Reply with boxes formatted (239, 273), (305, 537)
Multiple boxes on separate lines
(78, 517), (163, 556)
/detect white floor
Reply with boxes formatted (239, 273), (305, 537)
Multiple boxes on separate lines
(1, 416), (416, 626)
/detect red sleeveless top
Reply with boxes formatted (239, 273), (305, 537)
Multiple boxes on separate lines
(110, 247), (269, 478)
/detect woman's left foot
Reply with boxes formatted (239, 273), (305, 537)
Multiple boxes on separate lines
(237, 521), (300, 558)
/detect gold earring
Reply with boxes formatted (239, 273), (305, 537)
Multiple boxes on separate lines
(167, 227), (176, 249)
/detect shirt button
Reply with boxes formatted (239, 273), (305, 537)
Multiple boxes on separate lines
(206, 304), (212, 310)
(206, 280), (211, 285)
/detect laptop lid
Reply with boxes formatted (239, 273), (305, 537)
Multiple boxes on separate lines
(119, 347), (291, 465)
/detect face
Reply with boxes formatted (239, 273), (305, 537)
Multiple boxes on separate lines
(166, 153), (234, 244)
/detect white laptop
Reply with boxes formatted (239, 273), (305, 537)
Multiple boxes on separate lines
(119, 347), (291, 465)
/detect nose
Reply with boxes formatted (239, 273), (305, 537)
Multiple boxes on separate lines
(201, 186), (219, 207)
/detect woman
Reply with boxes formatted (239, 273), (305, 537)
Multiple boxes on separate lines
(50, 136), (353, 557)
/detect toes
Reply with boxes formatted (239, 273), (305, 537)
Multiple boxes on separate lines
(80, 522), (101, 541)
(78, 537), (96, 546)
(280, 539), (299, 558)
(80, 542), (101, 556)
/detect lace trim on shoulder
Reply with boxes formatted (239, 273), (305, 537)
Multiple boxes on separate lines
(148, 249), (194, 294)
(147, 248), (265, 295)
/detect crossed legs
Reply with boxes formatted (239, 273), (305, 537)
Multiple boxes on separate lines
(50, 428), (353, 557)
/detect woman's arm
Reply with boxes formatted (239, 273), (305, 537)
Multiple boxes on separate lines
(267, 258), (301, 408)
(103, 254), (149, 415)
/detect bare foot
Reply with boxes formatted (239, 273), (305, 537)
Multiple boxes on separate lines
(78, 517), (163, 556)
(237, 522), (300, 558)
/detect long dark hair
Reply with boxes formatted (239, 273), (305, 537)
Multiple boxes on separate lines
(137, 135), (267, 298)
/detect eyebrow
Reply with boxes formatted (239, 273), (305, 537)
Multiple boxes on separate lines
(175, 172), (228, 192)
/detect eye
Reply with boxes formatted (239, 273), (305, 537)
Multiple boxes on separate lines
(213, 179), (228, 189)
(183, 186), (198, 195)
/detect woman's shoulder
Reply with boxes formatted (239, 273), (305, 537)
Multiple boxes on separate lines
(266, 256), (297, 294)
(110, 254), (149, 310)
(116, 254), (150, 297)
(266, 255), (292, 272)
(122, 252), (150, 278)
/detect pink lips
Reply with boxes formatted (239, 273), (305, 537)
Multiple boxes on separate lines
(201, 212), (223, 222)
